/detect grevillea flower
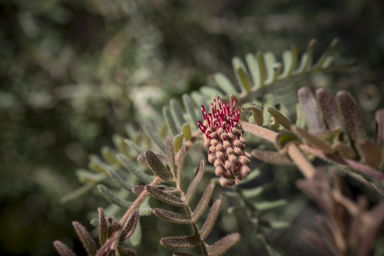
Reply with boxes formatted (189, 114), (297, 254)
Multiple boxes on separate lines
(197, 97), (251, 186)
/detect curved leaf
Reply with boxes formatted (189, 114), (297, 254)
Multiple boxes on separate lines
(145, 150), (174, 183)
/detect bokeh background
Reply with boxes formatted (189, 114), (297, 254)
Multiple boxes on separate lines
(1, 0), (384, 255)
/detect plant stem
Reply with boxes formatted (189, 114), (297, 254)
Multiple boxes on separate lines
(239, 120), (277, 143)
(287, 143), (316, 179)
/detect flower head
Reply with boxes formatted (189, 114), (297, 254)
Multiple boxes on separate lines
(198, 96), (251, 186)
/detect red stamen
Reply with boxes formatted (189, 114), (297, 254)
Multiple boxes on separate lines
(197, 121), (206, 133)
(201, 106), (207, 120)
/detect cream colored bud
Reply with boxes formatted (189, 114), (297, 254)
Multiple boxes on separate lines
(208, 154), (216, 163)
(216, 144), (224, 152)
(227, 133), (234, 140)
(215, 166), (224, 176)
(229, 155), (238, 163)
(241, 166), (251, 176)
(240, 137), (246, 143)
(234, 140), (242, 148)
(239, 155), (250, 166)
(209, 146), (216, 153)
(234, 147), (242, 156)
(231, 127), (239, 136)
(226, 147), (234, 155)
(210, 132), (218, 139)
(217, 128), (224, 136)
(224, 160), (232, 170)
(211, 139), (218, 146)
(204, 139), (211, 148)
(220, 177), (235, 187)
(244, 152), (252, 159)
(216, 151), (225, 160)
(223, 141), (231, 149)
(214, 159), (221, 167)
(221, 132), (228, 141)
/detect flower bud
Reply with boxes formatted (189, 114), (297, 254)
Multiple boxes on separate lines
(229, 155), (237, 163)
(219, 177), (235, 187)
(211, 139), (218, 146)
(231, 127), (239, 136)
(244, 152), (252, 159)
(239, 155), (250, 166)
(216, 151), (225, 161)
(240, 137), (246, 143)
(223, 141), (231, 149)
(215, 166), (224, 176)
(204, 139), (211, 148)
(214, 159), (221, 167)
(217, 127), (224, 136)
(234, 147), (242, 156)
(226, 147), (234, 155)
(224, 160), (232, 170)
(208, 154), (215, 163)
(216, 143), (224, 152)
(241, 166), (251, 176)
(209, 145), (216, 153)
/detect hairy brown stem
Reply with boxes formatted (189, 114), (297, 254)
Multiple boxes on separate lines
(287, 143), (316, 179)
(238, 120), (278, 143)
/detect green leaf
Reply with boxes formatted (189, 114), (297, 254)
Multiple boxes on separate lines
(294, 39), (316, 74)
(185, 160), (205, 204)
(173, 133), (184, 153)
(145, 150), (174, 183)
(240, 181), (278, 199)
(53, 241), (77, 256)
(60, 183), (95, 203)
(237, 168), (262, 185)
(235, 66), (251, 93)
(160, 232), (200, 249)
(192, 183), (215, 222)
(98, 185), (133, 208)
(118, 154), (155, 183)
(259, 219), (290, 229)
(298, 87), (323, 132)
(263, 94), (275, 127)
(182, 94), (198, 129)
(242, 103), (263, 126)
(232, 57), (249, 93)
(199, 199), (222, 239)
(275, 131), (300, 150)
(171, 99), (186, 127)
(163, 106), (178, 136)
(263, 52), (277, 84)
(98, 208), (108, 245)
(113, 134), (131, 158)
(313, 38), (338, 70)
(130, 219), (141, 246)
(182, 123), (192, 141)
(101, 146), (120, 165)
(207, 233), (241, 256)
(200, 86), (224, 99)
(88, 154), (110, 174)
(267, 107), (292, 130)
(245, 53), (260, 89)
(166, 135), (176, 175)
(257, 52), (266, 87)
(176, 145), (187, 188)
(138, 198), (152, 216)
(280, 49), (293, 78)
(73, 221), (98, 256)
(76, 169), (107, 183)
(153, 208), (191, 224)
(252, 199), (287, 211)
(117, 247), (136, 256)
(214, 73), (238, 95)
(124, 139), (143, 154)
(295, 103), (306, 129)
(121, 211), (139, 241)
(107, 169), (134, 192)
(143, 124), (166, 154)
(146, 185), (184, 207)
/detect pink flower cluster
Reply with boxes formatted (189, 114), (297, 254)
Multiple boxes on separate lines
(198, 97), (251, 186)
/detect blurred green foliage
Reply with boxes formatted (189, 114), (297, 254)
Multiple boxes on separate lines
(1, 0), (384, 255)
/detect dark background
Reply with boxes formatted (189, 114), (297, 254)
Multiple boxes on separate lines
(1, 0), (384, 255)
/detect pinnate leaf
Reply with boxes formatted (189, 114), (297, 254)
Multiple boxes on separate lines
(54, 241), (77, 256)
(146, 185), (184, 207)
(176, 145), (187, 188)
(143, 124), (166, 154)
(153, 208), (191, 224)
(298, 87), (323, 132)
(97, 184), (133, 208)
(185, 160), (205, 204)
(207, 233), (241, 256)
(107, 169), (134, 192)
(121, 211), (139, 241)
(316, 88), (342, 130)
(160, 232), (201, 249)
(199, 199), (222, 240)
(163, 106), (178, 135)
(192, 183), (215, 222)
(73, 221), (98, 256)
(98, 208), (108, 245)
(182, 94), (198, 129)
(166, 135), (176, 175)
(145, 150), (174, 183)
(118, 154), (155, 183)
(171, 99), (186, 127)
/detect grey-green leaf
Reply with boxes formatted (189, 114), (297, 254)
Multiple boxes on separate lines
(199, 199), (222, 240)
(73, 221), (98, 256)
(267, 107), (292, 130)
(163, 106), (178, 136)
(182, 94), (198, 129)
(171, 99), (186, 127)
(153, 208), (191, 224)
(118, 154), (155, 183)
(146, 185), (184, 207)
(143, 124), (166, 154)
(185, 160), (205, 204)
(240, 181), (278, 199)
(107, 169), (134, 192)
(214, 73), (238, 95)
(192, 183), (215, 222)
(145, 150), (174, 183)
(97, 184), (133, 208)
